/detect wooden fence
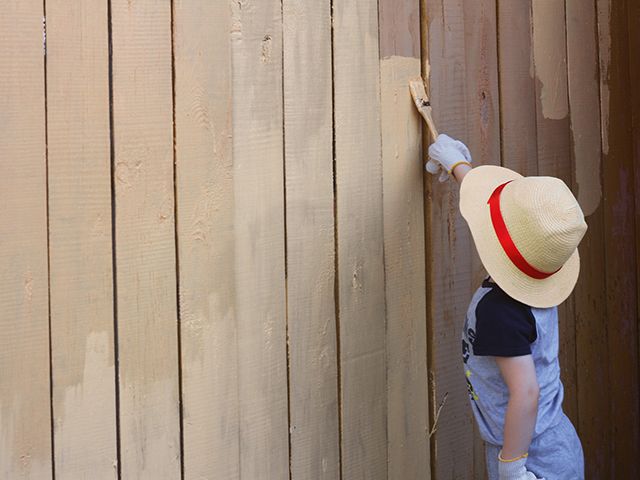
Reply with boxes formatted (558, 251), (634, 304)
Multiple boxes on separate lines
(0, 0), (638, 479)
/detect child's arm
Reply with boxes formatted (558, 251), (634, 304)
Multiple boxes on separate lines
(452, 162), (472, 184)
(496, 354), (540, 476)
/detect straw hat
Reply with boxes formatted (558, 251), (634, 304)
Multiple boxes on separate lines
(460, 165), (588, 308)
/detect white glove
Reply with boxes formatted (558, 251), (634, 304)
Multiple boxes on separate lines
(426, 133), (473, 182)
(498, 452), (545, 480)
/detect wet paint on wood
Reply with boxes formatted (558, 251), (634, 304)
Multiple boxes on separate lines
(173, 1), (240, 478)
(46, 0), (118, 477)
(0, 2), (51, 478)
(111, 0), (181, 476)
(282, 0), (340, 478)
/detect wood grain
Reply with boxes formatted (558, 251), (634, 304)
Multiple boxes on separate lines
(423, 0), (475, 476)
(379, 0), (430, 477)
(565, 0), (610, 476)
(497, 0), (538, 176)
(45, 0), (117, 477)
(282, 1), (340, 479)
(230, 1), (290, 477)
(173, 1), (239, 478)
(333, 0), (387, 477)
(531, 0), (578, 424)
(110, 1), (181, 476)
(424, 0), (500, 477)
(0, 2), (51, 478)
(597, 0), (640, 476)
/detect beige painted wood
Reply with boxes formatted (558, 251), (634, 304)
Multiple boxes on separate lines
(333, 0), (387, 478)
(282, 1), (340, 479)
(110, 1), (181, 477)
(45, 1), (117, 478)
(230, 1), (290, 478)
(0, 2), (51, 478)
(173, 1), (239, 478)
(566, 0), (603, 217)
(380, 57), (430, 479)
(379, 1), (430, 478)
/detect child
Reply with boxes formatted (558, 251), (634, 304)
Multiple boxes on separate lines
(427, 134), (586, 480)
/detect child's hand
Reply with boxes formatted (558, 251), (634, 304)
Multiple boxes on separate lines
(426, 133), (472, 182)
(498, 454), (545, 480)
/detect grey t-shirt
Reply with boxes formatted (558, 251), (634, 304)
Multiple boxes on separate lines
(462, 277), (565, 446)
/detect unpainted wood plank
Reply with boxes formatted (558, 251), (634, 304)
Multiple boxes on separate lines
(627, 0), (640, 375)
(333, 0), (387, 478)
(423, 0), (474, 477)
(282, 1), (340, 479)
(597, 0), (640, 476)
(565, 1), (610, 477)
(0, 2), (51, 478)
(173, 1), (239, 478)
(424, 0), (501, 477)
(379, 1), (430, 478)
(45, 1), (118, 478)
(497, 0), (538, 176)
(110, 1), (181, 476)
(531, 0), (578, 425)
(229, 1), (290, 478)
(464, 2), (501, 478)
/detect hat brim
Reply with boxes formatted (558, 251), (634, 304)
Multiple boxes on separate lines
(459, 165), (580, 308)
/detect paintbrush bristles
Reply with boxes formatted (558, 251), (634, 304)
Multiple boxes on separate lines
(409, 77), (439, 139)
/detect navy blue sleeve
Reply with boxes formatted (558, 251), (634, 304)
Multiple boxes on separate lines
(472, 288), (537, 357)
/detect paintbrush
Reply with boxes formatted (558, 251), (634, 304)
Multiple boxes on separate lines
(409, 77), (438, 139)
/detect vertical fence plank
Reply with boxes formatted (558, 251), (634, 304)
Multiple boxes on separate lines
(462, 3), (501, 476)
(110, 1), (181, 477)
(282, 1), (340, 479)
(46, 1), (117, 478)
(230, 1), (290, 478)
(597, 0), (640, 476)
(333, 0), (387, 478)
(379, 0), (430, 478)
(531, 0), (578, 424)
(424, 0), (500, 477)
(173, 1), (239, 478)
(0, 2), (51, 478)
(497, 0), (538, 176)
(566, 0), (610, 477)
(629, 0), (640, 373)
(423, 0), (474, 476)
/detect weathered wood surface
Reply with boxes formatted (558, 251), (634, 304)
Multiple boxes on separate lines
(423, 0), (500, 477)
(173, 1), (239, 478)
(0, 2), (51, 478)
(497, 0), (538, 177)
(597, 0), (640, 477)
(0, 1), (638, 479)
(230, 1), (290, 478)
(282, 1), (340, 479)
(566, 0), (610, 477)
(333, 0), (387, 478)
(46, 0), (117, 477)
(111, 1), (181, 476)
(379, 0), (430, 478)
(531, 0), (578, 425)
